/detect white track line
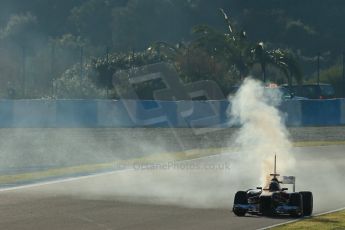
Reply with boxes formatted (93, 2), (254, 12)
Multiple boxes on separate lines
(0, 169), (133, 192)
(256, 207), (345, 230)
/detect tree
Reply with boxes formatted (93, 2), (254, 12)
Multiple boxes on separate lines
(251, 43), (302, 85)
(191, 9), (252, 80)
(272, 49), (303, 86)
(111, 0), (199, 52)
(192, 9), (303, 85)
(69, 0), (122, 46)
(91, 49), (165, 97)
(0, 12), (37, 97)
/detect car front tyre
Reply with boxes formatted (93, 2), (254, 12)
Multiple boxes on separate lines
(233, 191), (247, 217)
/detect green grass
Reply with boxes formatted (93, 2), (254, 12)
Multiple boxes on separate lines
(271, 210), (345, 230)
(293, 140), (345, 147)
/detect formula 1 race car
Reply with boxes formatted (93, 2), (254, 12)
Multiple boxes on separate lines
(233, 155), (313, 217)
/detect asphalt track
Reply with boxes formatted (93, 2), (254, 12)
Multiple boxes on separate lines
(0, 145), (344, 230)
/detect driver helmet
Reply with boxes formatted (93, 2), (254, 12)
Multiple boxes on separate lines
(269, 180), (281, 191)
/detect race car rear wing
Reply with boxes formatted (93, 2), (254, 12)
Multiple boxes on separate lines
(282, 176), (296, 192)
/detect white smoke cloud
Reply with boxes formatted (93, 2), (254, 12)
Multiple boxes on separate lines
(230, 78), (295, 186)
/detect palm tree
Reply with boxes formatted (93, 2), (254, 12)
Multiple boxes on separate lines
(192, 9), (252, 79)
(195, 9), (303, 85)
(250, 42), (302, 85)
(270, 49), (303, 86)
(218, 8), (303, 85)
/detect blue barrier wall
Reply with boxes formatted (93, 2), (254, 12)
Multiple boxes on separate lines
(0, 99), (344, 128)
(122, 100), (179, 127)
(341, 100), (345, 125)
(279, 100), (302, 126)
(0, 100), (13, 128)
(56, 100), (98, 127)
(184, 100), (229, 128)
(12, 100), (56, 128)
(97, 100), (134, 127)
(300, 100), (342, 126)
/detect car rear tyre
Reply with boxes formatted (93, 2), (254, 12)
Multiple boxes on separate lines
(289, 193), (303, 218)
(300, 191), (313, 216)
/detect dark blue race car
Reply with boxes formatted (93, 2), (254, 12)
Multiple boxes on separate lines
(233, 156), (313, 217)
